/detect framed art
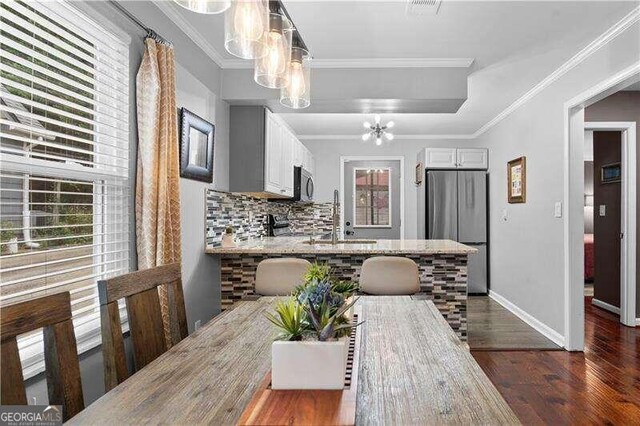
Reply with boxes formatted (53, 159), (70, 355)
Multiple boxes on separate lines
(415, 162), (423, 185)
(600, 162), (621, 184)
(179, 108), (215, 183)
(507, 156), (526, 203)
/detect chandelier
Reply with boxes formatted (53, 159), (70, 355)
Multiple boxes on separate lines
(362, 115), (394, 145)
(174, 0), (312, 109)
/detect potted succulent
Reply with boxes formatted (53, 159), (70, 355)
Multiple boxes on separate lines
(266, 263), (361, 390)
(221, 225), (236, 247)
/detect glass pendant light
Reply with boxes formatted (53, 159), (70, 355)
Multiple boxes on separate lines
(280, 45), (311, 109)
(254, 12), (292, 89)
(173, 0), (230, 14)
(224, 0), (268, 59)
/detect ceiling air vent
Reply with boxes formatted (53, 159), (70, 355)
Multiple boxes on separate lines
(406, 0), (442, 16)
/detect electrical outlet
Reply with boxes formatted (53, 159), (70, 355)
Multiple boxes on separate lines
(194, 320), (202, 331)
(501, 208), (508, 222)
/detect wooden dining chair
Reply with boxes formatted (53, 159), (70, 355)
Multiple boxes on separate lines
(98, 263), (188, 391)
(1, 292), (84, 421)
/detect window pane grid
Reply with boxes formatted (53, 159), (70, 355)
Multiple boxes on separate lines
(354, 169), (391, 227)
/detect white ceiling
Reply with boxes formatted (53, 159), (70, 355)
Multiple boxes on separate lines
(156, 0), (637, 137)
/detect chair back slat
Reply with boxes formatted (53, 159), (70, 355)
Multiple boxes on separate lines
(99, 303), (128, 391)
(98, 263), (187, 391)
(1, 292), (71, 339)
(126, 288), (168, 369)
(99, 263), (182, 304)
(1, 337), (27, 405)
(0, 292), (84, 421)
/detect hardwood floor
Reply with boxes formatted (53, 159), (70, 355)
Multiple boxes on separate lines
(468, 296), (561, 351)
(472, 297), (640, 424)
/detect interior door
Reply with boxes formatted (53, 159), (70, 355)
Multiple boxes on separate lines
(343, 159), (401, 240)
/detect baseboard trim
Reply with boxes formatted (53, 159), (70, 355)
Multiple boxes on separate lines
(488, 290), (565, 347)
(591, 298), (621, 315)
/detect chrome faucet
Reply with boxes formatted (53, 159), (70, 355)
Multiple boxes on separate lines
(332, 189), (340, 244)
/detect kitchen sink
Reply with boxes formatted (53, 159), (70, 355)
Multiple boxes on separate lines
(303, 239), (377, 245)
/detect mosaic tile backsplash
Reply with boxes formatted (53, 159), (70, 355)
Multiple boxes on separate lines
(205, 190), (334, 248)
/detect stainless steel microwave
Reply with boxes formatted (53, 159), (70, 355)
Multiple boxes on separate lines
(293, 166), (314, 202)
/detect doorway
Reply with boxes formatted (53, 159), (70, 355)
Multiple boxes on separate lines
(340, 156), (404, 240)
(564, 65), (639, 351)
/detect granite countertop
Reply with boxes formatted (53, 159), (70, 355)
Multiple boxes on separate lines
(205, 237), (477, 255)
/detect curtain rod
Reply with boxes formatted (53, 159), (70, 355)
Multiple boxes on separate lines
(108, 1), (172, 46)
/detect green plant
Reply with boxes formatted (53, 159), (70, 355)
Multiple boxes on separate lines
(303, 262), (331, 283)
(305, 295), (361, 341)
(265, 296), (308, 341)
(0, 221), (17, 243)
(331, 280), (359, 297)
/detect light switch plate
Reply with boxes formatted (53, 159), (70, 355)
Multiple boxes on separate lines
(599, 205), (606, 217)
(554, 202), (562, 218)
(501, 208), (508, 222)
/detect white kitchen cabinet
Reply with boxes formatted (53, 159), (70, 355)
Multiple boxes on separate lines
(264, 111), (284, 195)
(457, 149), (488, 169)
(424, 148), (457, 169)
(281, 128), (295, 197)
(423, 148), (488, 170)
(231, 106), (307, 198)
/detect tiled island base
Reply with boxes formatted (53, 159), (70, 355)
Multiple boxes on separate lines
(220, 253), (468, 340)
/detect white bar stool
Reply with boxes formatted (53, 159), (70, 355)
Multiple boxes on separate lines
(360, 256), (420, 295)
(255, 258), (312, 296)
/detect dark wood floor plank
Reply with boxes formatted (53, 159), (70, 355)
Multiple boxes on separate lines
(472, 297), (640, 424)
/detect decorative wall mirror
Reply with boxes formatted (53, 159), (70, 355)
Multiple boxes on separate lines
(179, 108), (215, 183)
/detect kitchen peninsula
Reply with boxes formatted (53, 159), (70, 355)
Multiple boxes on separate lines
(206, 237), (476, 340)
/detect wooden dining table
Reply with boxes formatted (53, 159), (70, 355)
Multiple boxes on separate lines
(68, 296), (518, 425)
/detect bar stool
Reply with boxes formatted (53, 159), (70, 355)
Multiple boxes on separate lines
(255, 258), (311, 296)
(360, 256), (420, 295)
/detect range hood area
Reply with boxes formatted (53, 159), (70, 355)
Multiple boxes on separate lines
(229, 106), (314, 199)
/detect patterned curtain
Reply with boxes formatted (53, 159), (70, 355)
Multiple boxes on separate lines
(135, 38), (182, 345)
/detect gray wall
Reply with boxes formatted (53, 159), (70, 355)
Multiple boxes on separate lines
(474, 20), (640, 336)
(26, 0), (229, 406)
(585, 91), (640, 315)
(302, 139), (478, 239)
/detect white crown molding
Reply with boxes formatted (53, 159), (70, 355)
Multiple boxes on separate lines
(152, 0), (226, 68)
(472, 5), (640, 139)
(298, 134), (474, 141)
(223, 57), (475, 69)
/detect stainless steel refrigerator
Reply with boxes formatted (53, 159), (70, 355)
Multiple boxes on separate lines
(426, 170), (488, 294)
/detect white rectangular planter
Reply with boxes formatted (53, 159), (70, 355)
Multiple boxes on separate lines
(271, 339), (348, 390)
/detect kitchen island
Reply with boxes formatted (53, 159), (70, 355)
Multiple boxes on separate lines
(206, 237), (475, 340)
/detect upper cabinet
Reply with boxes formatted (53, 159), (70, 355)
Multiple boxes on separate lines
(423, 148), (488, 170)
(229, 106), (312, 198)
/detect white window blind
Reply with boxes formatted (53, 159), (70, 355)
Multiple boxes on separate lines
(0, 0), (130, 378)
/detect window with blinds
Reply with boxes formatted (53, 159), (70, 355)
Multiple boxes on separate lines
(0, 0), (130, 378)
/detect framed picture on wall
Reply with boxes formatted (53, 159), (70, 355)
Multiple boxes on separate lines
(600, 162), (621, 184)
(507, 156), (526, 203)
(179, 108), (215, 183)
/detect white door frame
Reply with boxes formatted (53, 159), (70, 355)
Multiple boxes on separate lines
(339, 156), (405, 240)
(585, 122), (637, 327)
(563, 62), (640, 351)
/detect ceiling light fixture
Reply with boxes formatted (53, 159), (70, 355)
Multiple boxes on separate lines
(280, 45), (311, 109)
(254, 10), (292, 89)
(224, 0), (268, 59)
(173, 0), (230, 14)
(362, 115), (395, 145)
